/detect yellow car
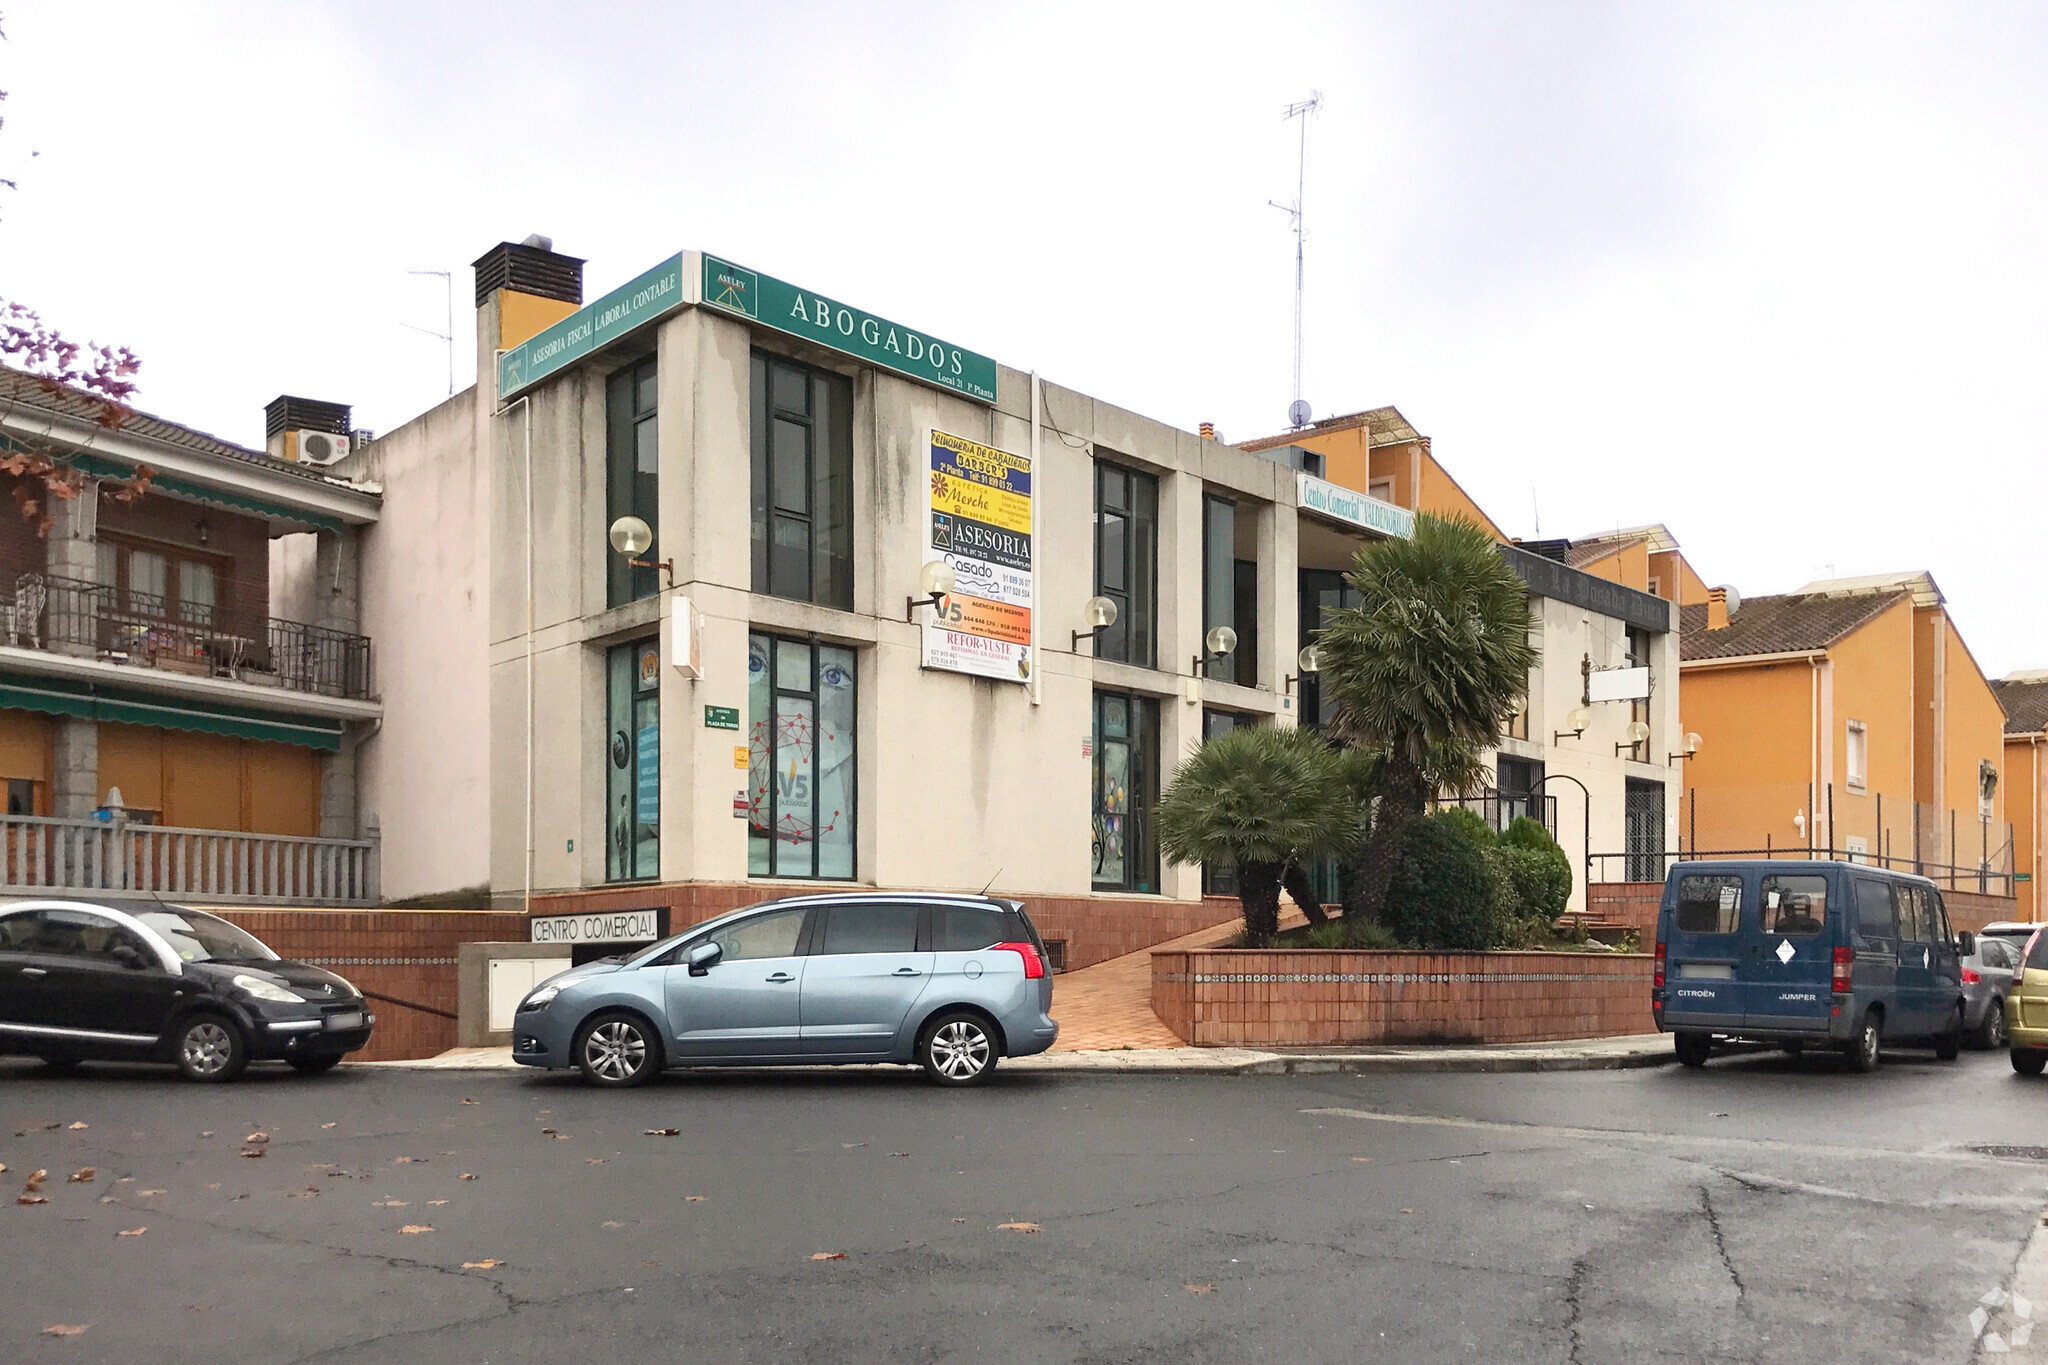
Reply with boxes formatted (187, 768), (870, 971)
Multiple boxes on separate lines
(2010, 927), (2048, 1075)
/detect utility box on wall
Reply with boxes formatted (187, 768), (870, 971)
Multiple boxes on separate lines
(457, 942), (572, 1048)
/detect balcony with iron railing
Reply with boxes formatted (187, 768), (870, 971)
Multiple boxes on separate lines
(2, 573), (371, 700)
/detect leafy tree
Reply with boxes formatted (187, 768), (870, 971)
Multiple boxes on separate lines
(1314, 513), (1536, 924)
(0, 15), (151, 531)
(1155, 724), (1357, 946)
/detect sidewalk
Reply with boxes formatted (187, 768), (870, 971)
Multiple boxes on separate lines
(364, 1033), (1674, 1075)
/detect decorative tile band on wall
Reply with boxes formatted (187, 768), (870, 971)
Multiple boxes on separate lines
(1151, 948), (1658, 1049)
(302, 957), (460, 967)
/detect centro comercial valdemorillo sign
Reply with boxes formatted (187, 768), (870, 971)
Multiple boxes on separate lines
(1297, 471), (1415, 539)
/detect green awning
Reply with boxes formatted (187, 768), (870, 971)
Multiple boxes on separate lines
(0, 673), (344, 751)
(0, 437), (344, 533)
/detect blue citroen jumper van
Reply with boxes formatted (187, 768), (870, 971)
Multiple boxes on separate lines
(1651, 860), (1965, 1071)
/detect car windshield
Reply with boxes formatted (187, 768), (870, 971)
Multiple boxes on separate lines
(136, 910), (278, 963)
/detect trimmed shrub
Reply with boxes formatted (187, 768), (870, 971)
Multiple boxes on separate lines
(1379, 810), (1502, 950)
(1498, 844), (1572, 923)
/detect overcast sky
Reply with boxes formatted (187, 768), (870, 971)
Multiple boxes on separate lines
(4, 2), (2043, 673)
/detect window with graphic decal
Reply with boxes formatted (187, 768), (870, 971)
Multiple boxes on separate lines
(747, 633), (856, 880)
(1759, 874), (1827, 937)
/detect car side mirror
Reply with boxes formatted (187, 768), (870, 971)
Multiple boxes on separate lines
(110, 944), (147, 970)
(1956, 931), (1975, 958)
(687, 942), (722, 976)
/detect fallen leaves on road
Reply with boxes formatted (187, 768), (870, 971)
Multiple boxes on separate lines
(585, 1159), (606, 1166)
(461, 1099), (479, 1106)
(117, 1227), (146, 1237)
(205, 1183), (220, 1190)
(841, 1142), (867, 1149)
(320, 1123), (336, 1129)
(428, 1200), (448, 1207)
(67, 1121), (88, 1130)
(685, 1196), (706, 1202)
(644, 1128), (680, 1137)
(1401, 1209), (1415, 1215)
(138, 1190), (164, 1197)
(0, 1162), (7, 1174)
(287, 1188), (321, 1199)
(540, 1128), (558, 1136)
(398, 1224), (433, 1235)
(200, 1131), (214, 1138)
(888, 1152), (909, 1158)
(638, 1259), (661, 1267)
(952, 1218), (967, 1224)
(245, 1132), (269, 1145)
(98, 1196), (119, 1204)
(1185, 1284), (1215, 1295)
(239, 1148), (266, 1159)
(67, 1168), (95, 1183)
(602, 1221), (624, 1229)
(17, 1194), (48, 1206)
(1351, 1157), (1374, 1163)
(997, 1223), (1041, 1234)
(460, 1173), (477, 1180)
(373, 1200), (409, 1208)
(43, 1324), (88, 1337)
(462, 1259), (504, 1270)
(809, 1252), (847, 1261)
(24, 1169), (48, 1192)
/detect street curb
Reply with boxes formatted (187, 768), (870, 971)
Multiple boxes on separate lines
(357, 1043), (1676, 1077)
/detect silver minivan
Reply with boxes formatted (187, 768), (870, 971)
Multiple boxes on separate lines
(509, 893), (1058, 1086)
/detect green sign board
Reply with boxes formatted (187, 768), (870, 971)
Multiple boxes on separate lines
(701, 254), (997, 404)
(703, 705), (740, 731)
(498, 254), (688, 399)
(2017, 872), (2033, 883)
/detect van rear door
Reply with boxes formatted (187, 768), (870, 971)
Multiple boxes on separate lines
(1662, 870), (1747, 1029)
(1744, 870), (1835, 1034)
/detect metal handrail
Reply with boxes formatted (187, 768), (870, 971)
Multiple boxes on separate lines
(1588, 845), (2015, 896)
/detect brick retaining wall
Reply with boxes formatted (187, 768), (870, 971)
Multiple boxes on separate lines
(1942, 889), (2024, 934)
(529, 883), (1243, 973)
(215, 908), (527, 1061)
(1152, 949), (1655, 1047)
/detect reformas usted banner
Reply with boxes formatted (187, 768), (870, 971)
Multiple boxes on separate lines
(923, 429), (1033, 683)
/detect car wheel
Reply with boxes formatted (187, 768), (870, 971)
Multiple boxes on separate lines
(2014, 1048), (2048, 1077)
(1975, 1000), (2006, 1050)
(1673, 1032), (1712, 1069)
(574, 1012), (660, 1088)
(175, 1014), (248, 1083)
(1845, 1010), (1882, 1073)
(1933, 1004), (1963, 1061)
(920, 1011), (999, 1086)
(288, 1053), (344, 1076)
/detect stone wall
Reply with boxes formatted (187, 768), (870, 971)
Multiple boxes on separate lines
(1152, 949), (1655, 1048)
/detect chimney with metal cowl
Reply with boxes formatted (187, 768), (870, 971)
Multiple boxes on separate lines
(1706, 586), (1731, 631)
(471, 235), (585, 309)
(264, 395), (352, 465)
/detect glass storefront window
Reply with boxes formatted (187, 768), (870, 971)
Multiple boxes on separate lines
(1092, 689), (1159, 893)
(606, 357), (659, 608)
(605, 639), (660, 882)
(748, 633), (856, 879)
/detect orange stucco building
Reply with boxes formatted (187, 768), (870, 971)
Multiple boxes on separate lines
(1990, 672), (2048, 922)
(1677, 573), (2012, 893)
(1563, 524), (1713, 607)
(1239, 408), (1509, 539)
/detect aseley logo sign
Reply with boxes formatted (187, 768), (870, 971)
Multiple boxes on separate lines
(702, 254), (998, 405)
(1296, 471), (1415, 539)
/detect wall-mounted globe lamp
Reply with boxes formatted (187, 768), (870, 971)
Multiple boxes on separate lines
(905, 560), (956, 621)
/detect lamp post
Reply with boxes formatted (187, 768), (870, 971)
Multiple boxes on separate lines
(1072, 595), (1118, 651)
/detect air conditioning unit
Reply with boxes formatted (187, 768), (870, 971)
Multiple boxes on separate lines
(293, 430), (350, 466)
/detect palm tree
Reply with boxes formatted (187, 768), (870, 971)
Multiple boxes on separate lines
(1155, 724), (1357, 946)
(1314, 512), (1536, 926)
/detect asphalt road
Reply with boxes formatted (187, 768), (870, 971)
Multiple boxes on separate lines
(3, 1046), (2045, 1364)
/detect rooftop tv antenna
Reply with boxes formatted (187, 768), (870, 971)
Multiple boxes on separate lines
(1271, 91), (1322, 430)
(404, 269), (455, 396)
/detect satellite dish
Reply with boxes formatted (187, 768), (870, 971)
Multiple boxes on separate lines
(1719, 586), (1743, 616)
(1288, 399), (1312, 428)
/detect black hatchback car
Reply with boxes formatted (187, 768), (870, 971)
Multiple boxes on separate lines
(0, 900), (374, 1081)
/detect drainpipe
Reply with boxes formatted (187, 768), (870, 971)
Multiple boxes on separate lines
(1030, 370), (1042, 708)
(494, 391), (535, 917)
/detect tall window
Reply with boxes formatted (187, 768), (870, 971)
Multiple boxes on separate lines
(1200, 709), (1248, 896)
(1201, 495), (1258, 686)
(1625, 624), (1653, 761)
(605, 639), (660, 882)
(1846, 720), (1868, 792)
(748, 633), (857, 879)
(606, 357), (659, 608)
(1093, 461), (1157, 667)
(1091, 690), (1159, 892)
(1296, 568), (1359, 730)
(751, 352), (853, 609)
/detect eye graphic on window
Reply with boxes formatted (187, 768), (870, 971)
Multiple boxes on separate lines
(820, 663), (852, 689)
(610, 731), (630, 769)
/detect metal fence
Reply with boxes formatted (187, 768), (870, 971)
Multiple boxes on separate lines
(1589, 843), (2015, 895)
(11, 573), (371, 699)
(0, 812), (379, 905)
(1437, 789), (1560, 840)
